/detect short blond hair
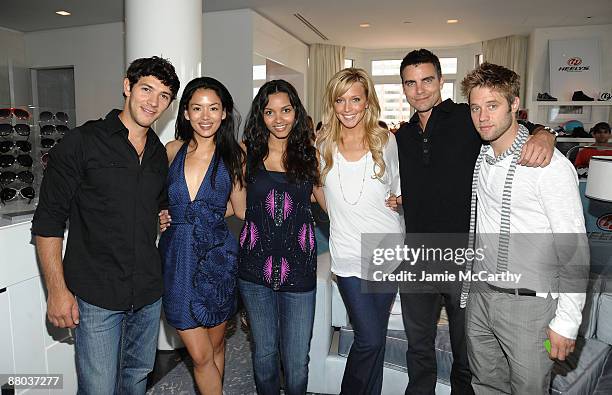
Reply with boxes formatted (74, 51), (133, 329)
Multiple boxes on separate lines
(461, 62), (520, 108)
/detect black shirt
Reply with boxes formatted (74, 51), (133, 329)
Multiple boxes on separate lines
(395, 99), (480, 233)
(238, 163), (316, 292)
(395, 99), (539, 233)
(32, 109), (169, 310)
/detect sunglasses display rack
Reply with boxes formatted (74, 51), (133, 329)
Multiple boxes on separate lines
(0, 105), (75, 220)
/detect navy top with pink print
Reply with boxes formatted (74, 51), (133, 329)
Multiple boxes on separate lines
(238, 163), (317, 292)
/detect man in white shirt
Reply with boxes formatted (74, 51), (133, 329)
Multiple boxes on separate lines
(459, 63), (589, 394)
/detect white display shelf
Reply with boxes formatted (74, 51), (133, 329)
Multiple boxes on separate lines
(534, 101), (612, 106)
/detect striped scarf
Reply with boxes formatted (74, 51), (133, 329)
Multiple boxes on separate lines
(460, 124), (529, 308)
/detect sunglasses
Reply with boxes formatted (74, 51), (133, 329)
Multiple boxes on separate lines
(39, 111), (69, 123)
(40, 124), (69, 136)
(0, 140), (32, 154)
(41, 138), (62, 149)
(0, 170), (34, 185)
(0, 154), (33, 168)
(41, 151), (49, 169)
(0, 124), (31, 137)
(1, 186), (36, 204)
(0, 108), (30, 120)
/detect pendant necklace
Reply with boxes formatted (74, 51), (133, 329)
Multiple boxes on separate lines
(336, 151), (368, 206)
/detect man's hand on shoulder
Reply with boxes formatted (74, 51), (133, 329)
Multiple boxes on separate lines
(519, 126), (555, 167)
(47, 288), (79, 329)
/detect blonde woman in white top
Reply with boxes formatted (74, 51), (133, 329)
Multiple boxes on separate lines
(318, 68), (403, 395)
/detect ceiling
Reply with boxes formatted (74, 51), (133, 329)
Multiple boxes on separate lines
(2, 0), (611, 49)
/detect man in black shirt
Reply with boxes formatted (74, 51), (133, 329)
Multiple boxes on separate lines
(394, 49), (555, 394)
(32, 56), (180, 394)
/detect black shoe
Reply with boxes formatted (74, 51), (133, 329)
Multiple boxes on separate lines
(598, 92), (611, 101)
(537, 92), (558, 101)
(572, 91), (594, 101)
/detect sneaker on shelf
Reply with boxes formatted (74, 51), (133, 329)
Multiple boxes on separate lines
(537, 92), (558, 101)
(572, 91), (594, 101)
(598, 92), (611, 101)
(554, 126), (570, 136)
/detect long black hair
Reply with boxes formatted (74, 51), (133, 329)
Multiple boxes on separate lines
(175, 77), (244, 187)
(243, 80), (318, 185)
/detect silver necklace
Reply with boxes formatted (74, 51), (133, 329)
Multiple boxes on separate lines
(336, 151), (368, 206)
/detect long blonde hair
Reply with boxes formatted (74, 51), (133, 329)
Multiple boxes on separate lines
(317, 68), (389, 183)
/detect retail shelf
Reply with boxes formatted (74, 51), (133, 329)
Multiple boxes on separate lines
(534, 101), (612, 106)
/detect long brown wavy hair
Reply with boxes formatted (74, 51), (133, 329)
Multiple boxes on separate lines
(317, 68), (389, 183)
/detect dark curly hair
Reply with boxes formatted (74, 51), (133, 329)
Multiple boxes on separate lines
(125, 56), (180, 100)
(175, 77), (244, 188)
(243, 80), (319, 185)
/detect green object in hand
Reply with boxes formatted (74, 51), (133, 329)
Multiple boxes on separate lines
(544, 339), (551, 353)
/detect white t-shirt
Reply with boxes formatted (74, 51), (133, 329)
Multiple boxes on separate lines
(322, 133), (404, 279)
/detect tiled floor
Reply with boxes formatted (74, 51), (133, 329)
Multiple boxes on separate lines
(147, 314), (258, 395)
(147, 311), (612, 395)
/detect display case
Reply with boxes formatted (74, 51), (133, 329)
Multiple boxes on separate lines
(531, 101), (611, 130)
(0, 104), (75, 220)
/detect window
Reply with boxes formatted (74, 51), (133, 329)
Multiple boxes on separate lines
(253, 65), (266, 98)
(371, 60), (402, 76)
(253, 65), (266, 81)
(374, 84), (411, 126)
(475, 54), (484, 67)
(344, 59), (354, 69)
(439, 57), (457, 74)
(441, 81), (454, 101)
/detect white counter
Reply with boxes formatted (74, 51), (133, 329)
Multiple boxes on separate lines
(0, 220), (77, 394)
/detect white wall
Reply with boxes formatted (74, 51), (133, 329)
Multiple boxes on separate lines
(0, 27), (27, 105)
(25, 22), (125, 126)
(253, 11), (308, 102)
(526, 24), (612, 125)
(527, 24), (612, 103)
(203, 10), (254, 129)
(20, 10), (307, 134)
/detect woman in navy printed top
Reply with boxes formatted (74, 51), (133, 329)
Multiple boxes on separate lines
(238, 79), (325, 395)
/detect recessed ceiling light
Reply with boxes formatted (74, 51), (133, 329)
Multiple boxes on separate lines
(447, 19), (459, 24)
(56, 10), (71, 16)
(359, 23), (370, 28)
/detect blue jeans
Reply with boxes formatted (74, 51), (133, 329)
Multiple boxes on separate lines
(74, 297), (162, 395)
(238, 279), (316, 395)
(336, 276), (396, 395)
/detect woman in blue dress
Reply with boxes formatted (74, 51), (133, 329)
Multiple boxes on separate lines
(159, 77), (245, 395)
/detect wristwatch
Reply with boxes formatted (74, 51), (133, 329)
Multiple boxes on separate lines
(543, 126), (558, 137)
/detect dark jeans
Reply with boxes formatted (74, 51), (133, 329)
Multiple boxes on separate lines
(400, 282), (474, 395)
(238, 279), (316, 395)
(336, 275), (396, 395)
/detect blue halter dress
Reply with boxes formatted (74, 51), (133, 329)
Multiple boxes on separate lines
(160, 143), (238, 329)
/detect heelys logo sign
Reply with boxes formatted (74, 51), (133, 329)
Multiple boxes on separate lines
(597, 214), (612, 232)
(559, 57), (590, 72)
